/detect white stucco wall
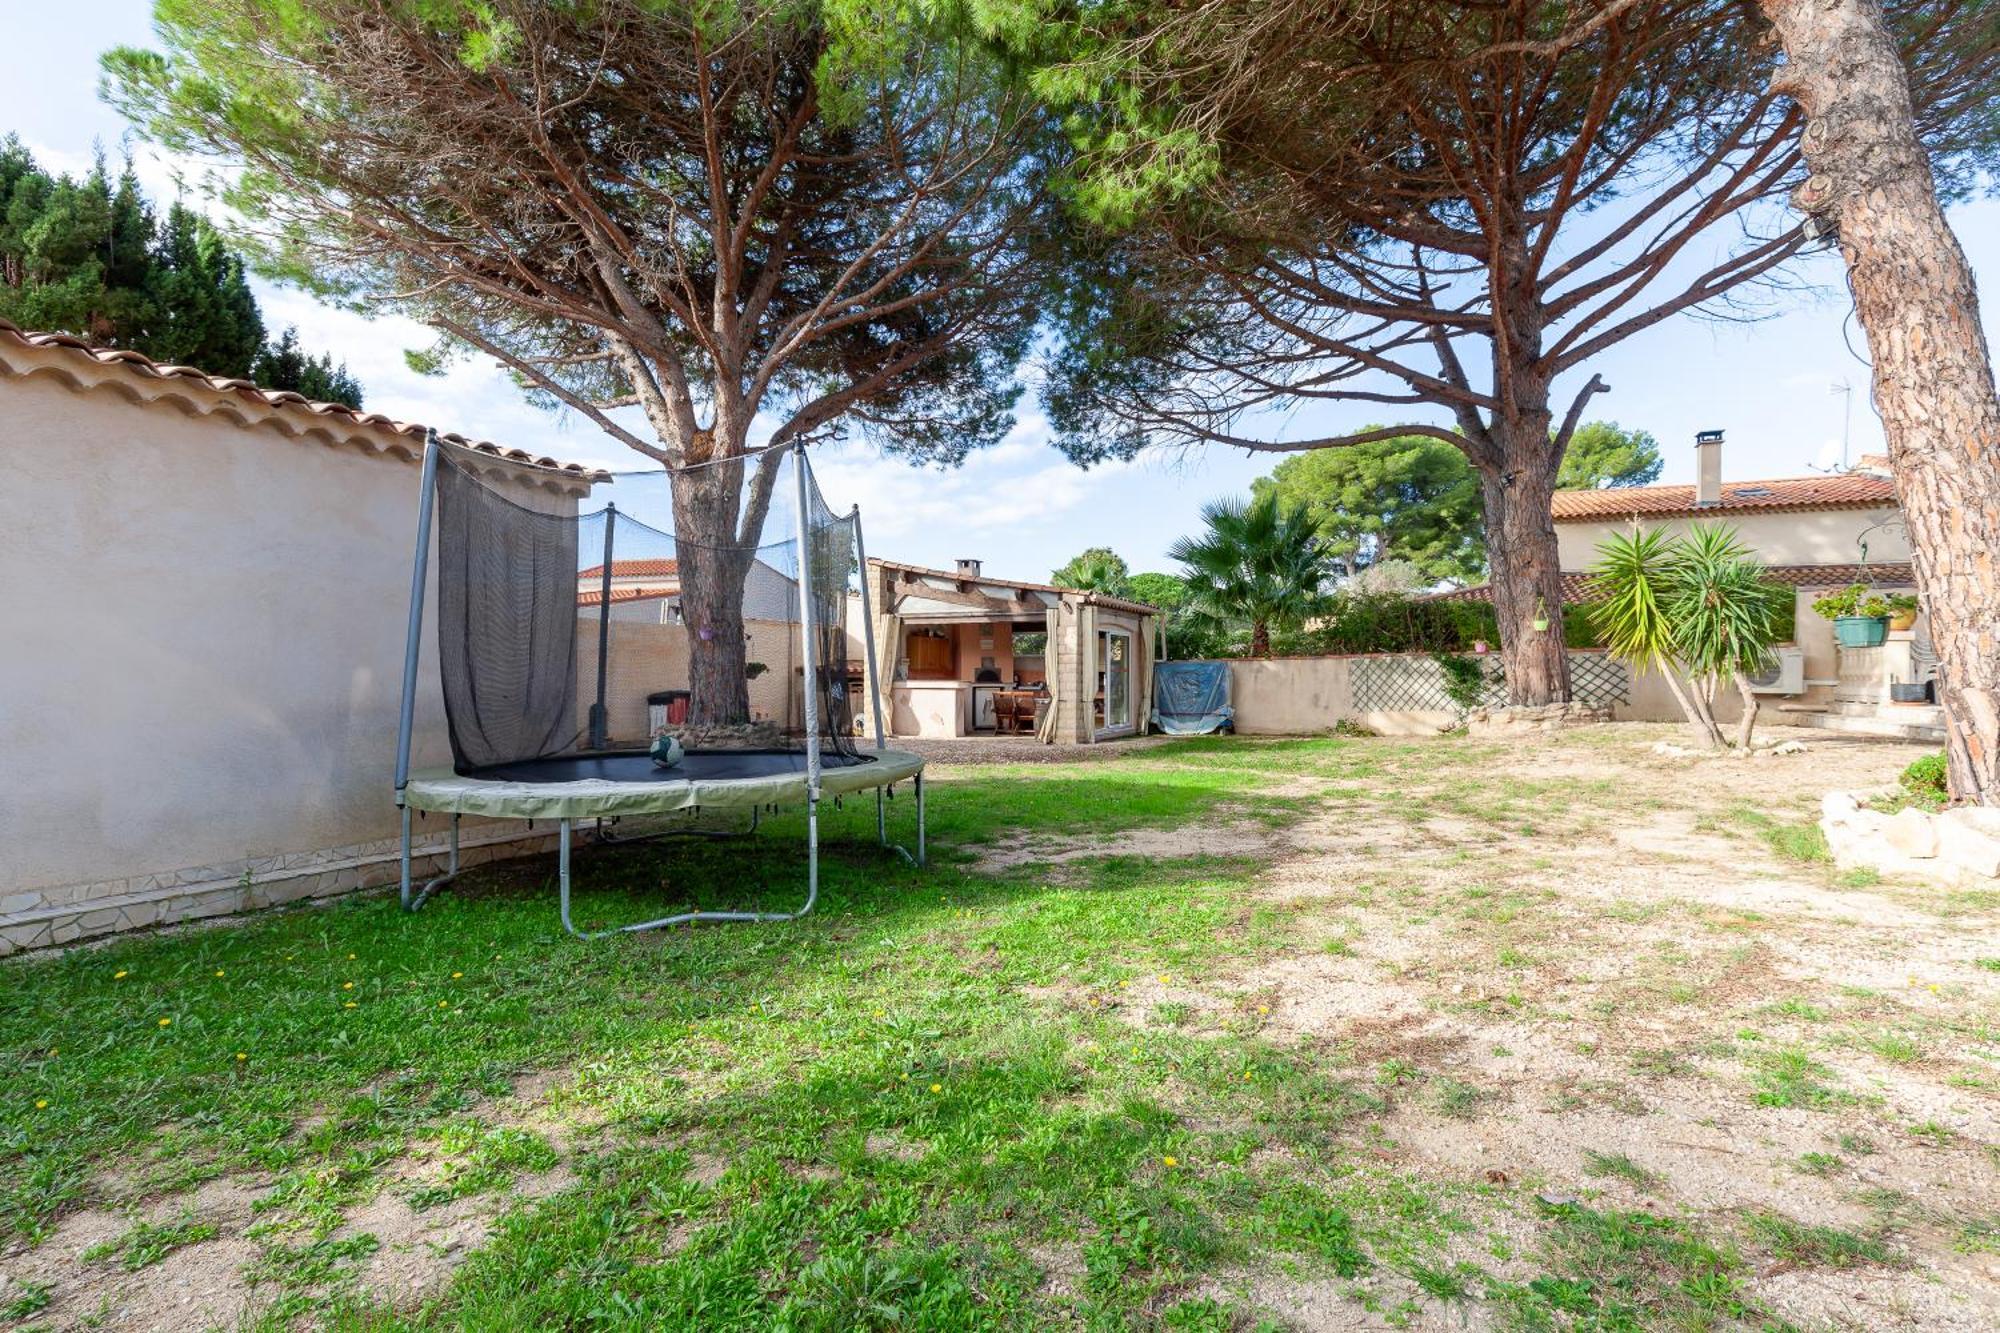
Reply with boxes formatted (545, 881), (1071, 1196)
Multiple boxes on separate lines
(0, 365), (589, 949)
(1554, 506), (1907, 570)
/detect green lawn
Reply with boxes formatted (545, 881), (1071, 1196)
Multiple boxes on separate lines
(2, 732), (1981, 1330)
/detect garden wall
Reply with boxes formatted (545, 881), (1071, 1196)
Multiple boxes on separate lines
(0, 333), (597, 955)
(1199, 649), (1798, 735)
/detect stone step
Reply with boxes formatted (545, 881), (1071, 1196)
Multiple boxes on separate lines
(1786, 710), (1947, 743)
(1823, 699), (1943, 723)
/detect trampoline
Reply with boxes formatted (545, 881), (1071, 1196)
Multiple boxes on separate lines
(392, 431), (925, 938)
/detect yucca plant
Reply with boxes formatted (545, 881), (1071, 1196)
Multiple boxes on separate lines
(1666, 525), (1792, 749)
(1588, 524), (1787, 748)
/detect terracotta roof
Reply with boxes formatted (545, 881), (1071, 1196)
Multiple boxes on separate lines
(1551, 473), (1896, 520)
(871, 557), (1160, 615)
(577, 584), (678, 608)
(0, 317), (607, 479)
(578, 558), (680, 580)
(1427, 562), (1915, 604)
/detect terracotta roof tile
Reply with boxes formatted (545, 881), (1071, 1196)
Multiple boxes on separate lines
(1426, 562), (1914, 604)
(578, 558), (680, 580)
(872, 558), (1160, 615)
(1551, 473), (1896, 520)
(0, 317), (608, 479)
(577, 584), (678, 607)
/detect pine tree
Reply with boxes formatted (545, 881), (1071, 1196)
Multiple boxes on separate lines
(251, 327), (363, 408)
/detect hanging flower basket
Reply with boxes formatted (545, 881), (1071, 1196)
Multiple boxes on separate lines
(1833, 615), (1889, 648)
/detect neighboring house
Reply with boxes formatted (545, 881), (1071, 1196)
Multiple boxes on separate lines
(1436, 432), (1929, 732)
(576, 556), (800, 623)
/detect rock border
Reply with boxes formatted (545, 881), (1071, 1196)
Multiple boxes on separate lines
(1819, 790), (2000, 883)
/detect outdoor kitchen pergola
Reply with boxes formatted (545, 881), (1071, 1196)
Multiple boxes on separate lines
(856, 558), (1158, 744)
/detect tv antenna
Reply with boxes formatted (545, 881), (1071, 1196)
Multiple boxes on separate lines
(1832, 378), (1853, 471)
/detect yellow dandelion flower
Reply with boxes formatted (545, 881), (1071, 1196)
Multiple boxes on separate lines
(1162, 1155), (1179, 1168)
(348, 953), (357, 960)
(114, 970), (129, 980)
(874, 1009), (887, 1019)
(1257, 1005), (1270, 1016)
(929, 1083), (943, 1094)
(451, 972), (463, 980)
(900, 1073), (910, 1081)
(36, 1099), (49, 1110)
(1158, 974), (1170, 984)
(1243, 1072), (1254, 1082)
(157, 1017), (172, 1028)
(343, 1001), (357, 1010)
(214, 969), (226, 978)
(438, 1000), (450, 1009)
(342, 982), (355, 990)
(1119, 980), (1130, 989)
(235, 1052), (247, 1062)
(1927, 984), (1941, 994)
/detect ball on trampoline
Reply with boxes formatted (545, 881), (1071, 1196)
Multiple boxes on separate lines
(650, 733), (685, 769)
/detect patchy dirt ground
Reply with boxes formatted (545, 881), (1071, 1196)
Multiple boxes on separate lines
(1108, 725), (2000, 1329)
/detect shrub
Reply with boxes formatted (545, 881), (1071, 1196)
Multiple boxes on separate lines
(1900, 752), (1948, 809)
(1267, 591), (1604, 658)
(1432, 652), (1493, 716)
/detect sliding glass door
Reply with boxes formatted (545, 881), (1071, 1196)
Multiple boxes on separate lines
(1100, 629), (1132, 734)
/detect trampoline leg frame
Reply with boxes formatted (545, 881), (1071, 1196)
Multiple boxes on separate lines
(875, 775), (926, 868)
(402, 772), (924, 937)
(556, 801), (822, 940)
(400, 809), (462, 913)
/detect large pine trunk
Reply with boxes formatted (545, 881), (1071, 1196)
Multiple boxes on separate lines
(1763, 0), (2000, 803)
(1477, 427), (1571, 708)
(670, 461), (756, 727)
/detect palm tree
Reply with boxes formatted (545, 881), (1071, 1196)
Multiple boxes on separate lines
(1589, 523), (1787, 748)
(1169, 494), (1328, 657)
(1053, 548), (1134, 599)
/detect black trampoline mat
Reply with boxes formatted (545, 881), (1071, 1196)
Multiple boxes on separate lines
(463, 749), (872, 785)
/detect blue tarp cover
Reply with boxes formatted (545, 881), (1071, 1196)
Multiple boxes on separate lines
(1152, 660), (1233, 735)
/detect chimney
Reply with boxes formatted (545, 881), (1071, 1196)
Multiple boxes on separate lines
(1694, 430), (1724, 507)
(955, 557), (982, 578)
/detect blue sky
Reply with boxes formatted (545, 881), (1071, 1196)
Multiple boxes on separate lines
(6, 3), (1997, 579)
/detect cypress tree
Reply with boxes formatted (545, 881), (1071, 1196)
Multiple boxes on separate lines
(0, 135), (360, 404)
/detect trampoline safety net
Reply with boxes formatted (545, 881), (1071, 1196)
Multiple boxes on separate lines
(433, 443), (860, 775)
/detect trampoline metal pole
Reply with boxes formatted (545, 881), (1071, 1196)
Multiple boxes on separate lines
(850, 504), (889, 753)
(792, 446), (823, 796)
(399, 805), (413, 910)
(589, 503), (615, 750)
(557, 819), (575, 937)
(394, 429), (441, 801)
(792, 447), (824, 922)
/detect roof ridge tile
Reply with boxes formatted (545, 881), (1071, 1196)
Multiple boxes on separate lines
(0, 315), (607, 479)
